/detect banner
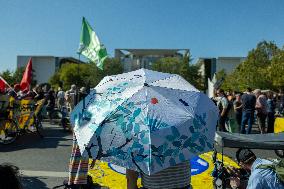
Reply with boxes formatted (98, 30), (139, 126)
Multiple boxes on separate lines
(78, 17), (108, 70)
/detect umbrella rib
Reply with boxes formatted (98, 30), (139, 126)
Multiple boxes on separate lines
(149, 74), (176, 85)
(109, 129), (116, 146)
(149, 82), (198, 93)
(96, 74), (143, 88)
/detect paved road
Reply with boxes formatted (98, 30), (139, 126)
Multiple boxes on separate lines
(0, 122), (73, 189)
(0, 122), (279, 189)
(218, 124), (279, 160)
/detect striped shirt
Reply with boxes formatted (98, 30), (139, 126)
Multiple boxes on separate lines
(141, 161), (190, 189)
(68, 134), (89, 185)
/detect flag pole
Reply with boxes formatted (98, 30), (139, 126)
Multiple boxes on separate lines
(77, 52), (86, 113)
(0, 76), (16, 93)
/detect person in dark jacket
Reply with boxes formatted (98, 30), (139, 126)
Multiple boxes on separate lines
(233, 93), (243, 132)
(240, 88), (256, 134)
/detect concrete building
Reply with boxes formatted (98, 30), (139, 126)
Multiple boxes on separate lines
(197, 57), (246, 90)
(115, 49), (189, 72)
(17, 56), (84, 84)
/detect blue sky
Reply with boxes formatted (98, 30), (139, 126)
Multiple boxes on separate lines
(1, 0), (284, 72)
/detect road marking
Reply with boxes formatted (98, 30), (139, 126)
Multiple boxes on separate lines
(21, 170), (69, 178)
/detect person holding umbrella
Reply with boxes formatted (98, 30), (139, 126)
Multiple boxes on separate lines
(70, 69), (218, 189)
(126, 161), (191, 189)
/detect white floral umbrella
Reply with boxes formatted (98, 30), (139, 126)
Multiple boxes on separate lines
(70, 69), (218, 175)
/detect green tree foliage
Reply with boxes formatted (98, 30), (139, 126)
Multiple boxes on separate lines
(0, 67), (25, 86)
(222, 41), (280, 91)
(13, 67), (25, 84)
(152, 57), (181, 74)
(0, 70), (14, 85)
(0, 67), (37, 89)
(151, 55), (203, 90)
(49, 58), (123, 90)
(270, 49), (284, 88)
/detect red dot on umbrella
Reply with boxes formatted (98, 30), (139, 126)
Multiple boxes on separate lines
(151, 98), (158, 104)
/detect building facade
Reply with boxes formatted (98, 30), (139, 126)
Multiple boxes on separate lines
(197, 57), (246, 91)
(115, 49), (189, 72)
(17, 56), (84, 84)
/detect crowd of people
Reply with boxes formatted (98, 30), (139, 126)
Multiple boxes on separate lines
(0, 83), (88, 124)
(214, 87), (281, 134)
(2, 83), (281, 135)
(1, 84), (284, 189)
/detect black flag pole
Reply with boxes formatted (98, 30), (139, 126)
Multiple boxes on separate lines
(77, 53), (86, 114)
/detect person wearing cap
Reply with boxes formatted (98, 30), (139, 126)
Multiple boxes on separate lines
(235, 148), (284, 189)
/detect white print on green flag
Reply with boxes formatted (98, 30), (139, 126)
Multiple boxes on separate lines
(78, 17), (107, 70)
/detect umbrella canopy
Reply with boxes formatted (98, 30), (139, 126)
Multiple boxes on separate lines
(70, 69), (218, 175)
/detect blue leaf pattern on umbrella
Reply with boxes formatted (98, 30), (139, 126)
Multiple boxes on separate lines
(149, 113), (211, 168)
(84, 89), (211, 172)
(134, 123), (140, 134)
(171, 126), (180, 138)
(71, 70), (218, 175)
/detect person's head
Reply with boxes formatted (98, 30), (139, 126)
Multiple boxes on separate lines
(48, 89), (55, 96)
(253, 89), (261, 98)
(236, 148), (256, 171)
(80, 87), (86, 94)
(0, 163), (22, 189)
(245, 87), (252, 93)
(36, 85), (43, 93)
(217, 89), (225, 97)
(236, 93), (241, 101)
(13, 84), (20, 93)
(71, 84), (76, 91)
(267, 91), (273, 99)
(42, 84), (50, 93)
(58, 87), (62, 91)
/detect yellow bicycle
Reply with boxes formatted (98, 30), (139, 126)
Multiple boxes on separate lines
(0, 97), (45, 145)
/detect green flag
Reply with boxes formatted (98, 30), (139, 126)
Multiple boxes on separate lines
(78, 17), (107, 70)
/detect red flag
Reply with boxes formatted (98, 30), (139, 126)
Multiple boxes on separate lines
(0, 77), (6, 93)
(20, 58), (33, 91)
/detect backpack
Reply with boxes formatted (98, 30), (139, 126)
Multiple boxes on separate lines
(256, 159), (284, 184)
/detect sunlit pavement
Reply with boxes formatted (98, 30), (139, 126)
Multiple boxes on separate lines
(0, 122), (73, 189)
(0, 122), (278, 189)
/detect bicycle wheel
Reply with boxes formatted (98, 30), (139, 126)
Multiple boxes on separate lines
(0, 119), (18, 145)
(50, 110), (63, 120)
(34, 115), (44, 138)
